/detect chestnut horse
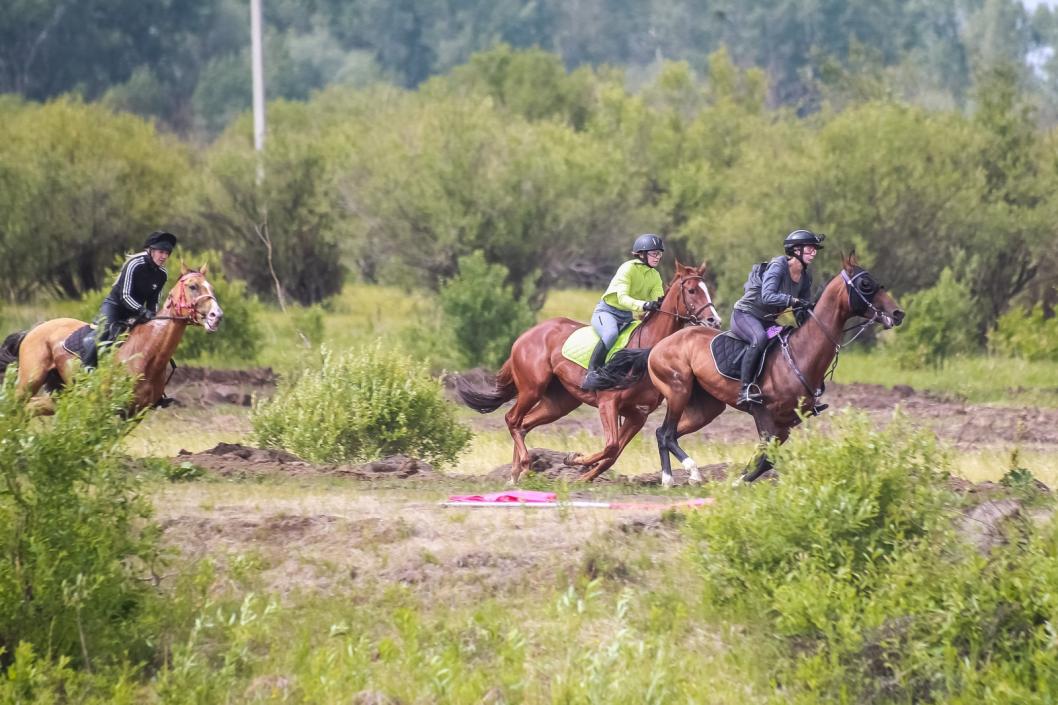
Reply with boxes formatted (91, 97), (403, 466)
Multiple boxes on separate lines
(455, 261), (720, 482)
(594, 254), (904, 485)
(0, 264), (224, 414)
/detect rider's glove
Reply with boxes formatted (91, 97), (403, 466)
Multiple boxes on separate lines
(789, 297), (807, 309)
(138, 307), (156, 323)
(642, 300), (661, 312)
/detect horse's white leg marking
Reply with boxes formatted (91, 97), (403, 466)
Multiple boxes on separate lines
(682, 456), (702, 485)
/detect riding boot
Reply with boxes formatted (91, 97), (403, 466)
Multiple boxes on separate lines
(81, 332), (99, 371)
(737, 343), (764, 407)
(580, 340), (609, 391)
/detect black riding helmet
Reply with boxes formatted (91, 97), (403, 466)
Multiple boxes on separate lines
(783, 229), (824, 255)
(145, 231), (178, 252)
(631, 234), (664, 254)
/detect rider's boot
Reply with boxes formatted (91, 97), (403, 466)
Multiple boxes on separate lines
(81, 332), (98, 371)
(736, 343), (764, 408)
(580, 340), (609, 391)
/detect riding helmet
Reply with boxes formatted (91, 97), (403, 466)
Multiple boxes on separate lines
(631, 234), (665, 254)
(145, 231), (178, 252)
(783, 229), (825, 254)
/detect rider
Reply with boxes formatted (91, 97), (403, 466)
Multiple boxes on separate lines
(581, 234), (665, 391)
(731, 229), (823, 407)
(83, 231), (177, 369)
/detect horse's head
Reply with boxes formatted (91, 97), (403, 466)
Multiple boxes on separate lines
(841, 252), (904, 329)
(165, 263), (224, 332)
(666, 259), (722, 329)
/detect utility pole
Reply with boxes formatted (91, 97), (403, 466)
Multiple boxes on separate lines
(250, 0), (266, 161)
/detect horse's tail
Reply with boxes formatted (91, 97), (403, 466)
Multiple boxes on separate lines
(0, 330), (27, 379)
(455, 360), (517, 413)
(589, 348), (652, 391)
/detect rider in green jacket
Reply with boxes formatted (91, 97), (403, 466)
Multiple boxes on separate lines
(580, 234), (665, 391)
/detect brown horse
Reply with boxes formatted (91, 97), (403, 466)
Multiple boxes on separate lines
(455, 261), (720, 482)
(594, 253), (904, 486)
(0, 264), (224, 414)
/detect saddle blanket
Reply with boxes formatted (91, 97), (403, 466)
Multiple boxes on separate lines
(61, 324), (94, 363)
(561, 320), (642, 369)
(711, 326), (785, 381)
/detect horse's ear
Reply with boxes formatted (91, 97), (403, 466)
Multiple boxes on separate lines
(841, 251), (856, 272)
(674, 257), (684, 270)
(697, 260), (708, 275)
(199, 263), (208, 276)
(180, 261), (189, 276)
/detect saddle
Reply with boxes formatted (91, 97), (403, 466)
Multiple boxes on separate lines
(710, 327), (786, 381)
(562, 320), (643, 369)
(61, 324), (96, 364)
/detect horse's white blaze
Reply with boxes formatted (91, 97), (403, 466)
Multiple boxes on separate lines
(698, 280), (720, 325)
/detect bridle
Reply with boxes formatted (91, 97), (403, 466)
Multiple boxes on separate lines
(649, 274), (721, 328)
(153, 272), (217, 325)
(784, 267), (892, 402)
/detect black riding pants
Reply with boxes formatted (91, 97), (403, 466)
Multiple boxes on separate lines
(731, 309), (769, 385)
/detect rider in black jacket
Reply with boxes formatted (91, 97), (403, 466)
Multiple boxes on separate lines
(83, 231), (177, 369)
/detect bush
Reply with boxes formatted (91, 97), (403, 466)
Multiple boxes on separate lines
(439, 251), (536, 369)
(0, 355), (158, 669)
(890, 267), (979, 367)
(686, 413), (1058, 703)
(988, 303), (1058, 361)
(251, 344), (471, 467)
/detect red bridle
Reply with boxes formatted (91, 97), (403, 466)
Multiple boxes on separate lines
(159, 272), (217, 325)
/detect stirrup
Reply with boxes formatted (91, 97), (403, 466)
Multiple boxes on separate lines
(153, 394), (178, 409)
(737, 383), (763, 407)
(810, 402), (828, 416)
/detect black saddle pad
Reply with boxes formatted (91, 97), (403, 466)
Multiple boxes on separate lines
(710, 330), (782, 381)
(62, 324), (94, 363)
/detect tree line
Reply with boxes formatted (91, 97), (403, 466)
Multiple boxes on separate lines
(1, 47), (1056, 358)
(7, 0), (1058, 136)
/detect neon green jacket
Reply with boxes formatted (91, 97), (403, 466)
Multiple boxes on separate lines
(601, 260), (664, 313)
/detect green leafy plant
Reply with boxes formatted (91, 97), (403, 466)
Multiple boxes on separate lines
(890, 267), (979, 367)
(439, 251), (536, 369)
(989, 303), (1058, 362)
(251, 343), (471, 467)
(0, 355), (158, 669)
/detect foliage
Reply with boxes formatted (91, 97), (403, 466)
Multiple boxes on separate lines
(251, 344), (471, 466)
(439, 251), (536, 369)
(889, 268), (979, 368)
(0, 98), (190, 300)
(687, 413), (1058, 703)
(0, 355), (158, 669)
(989, 304), (1058, 362)
(191, 103), (348, 305)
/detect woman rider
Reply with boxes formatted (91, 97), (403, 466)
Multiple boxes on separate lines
(82, 231), (177, 369)
(731, 229), (823, 407)
(580, 234), (665, 391)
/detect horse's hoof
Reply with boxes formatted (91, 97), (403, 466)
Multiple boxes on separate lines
(661, 472), (674, 488)
(565, 452), (582, 466)
(682, 457), (702, 486)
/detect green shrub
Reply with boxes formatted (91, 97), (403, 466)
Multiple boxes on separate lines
(251, 344), (471, 467)
(988, 303), (1058, 362)
(890, 267), (979, 367)
(439, 251), (536, 369)
(687, 413), (1058, 703)
(0, 355), (158, 669)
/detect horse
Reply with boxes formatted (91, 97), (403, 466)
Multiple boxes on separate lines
(593, 253), (904, 486)
(0, 264), (224, 415)
(455, 261), (721, 483)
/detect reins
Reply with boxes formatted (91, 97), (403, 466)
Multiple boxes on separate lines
(648, 275), (720, 328)
(782, 269), (890, 401)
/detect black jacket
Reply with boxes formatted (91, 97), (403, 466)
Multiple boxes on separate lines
(104, 252), (168, 318)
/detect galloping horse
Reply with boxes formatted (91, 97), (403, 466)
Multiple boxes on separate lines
(594, 254), (904, 485)
(455, 261), (720, 482)
(0, 264), (224, 414)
